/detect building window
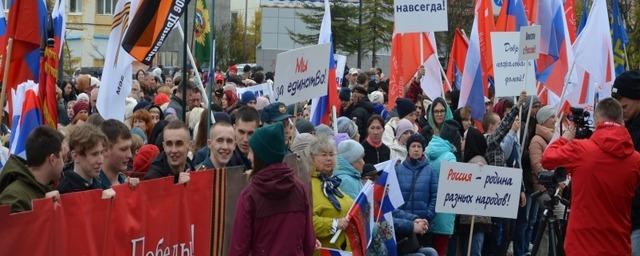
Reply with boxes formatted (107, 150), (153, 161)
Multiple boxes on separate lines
(68, 0), (82, 13)
(97, 0), (116, 15)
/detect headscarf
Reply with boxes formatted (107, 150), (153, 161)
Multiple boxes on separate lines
(463, 127), (487, 163)
(427, 97), (454, 133)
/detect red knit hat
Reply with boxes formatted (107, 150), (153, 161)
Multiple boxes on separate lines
(154, 93), (170, 106)
(133, 144), (160, 173)
(72, 101), (90, 118)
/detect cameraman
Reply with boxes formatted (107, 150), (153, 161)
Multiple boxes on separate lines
(611, 70), (640, 255)
(541, 98), (640, 256)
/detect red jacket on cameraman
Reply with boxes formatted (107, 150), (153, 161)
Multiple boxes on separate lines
(541, 123), (640, 256)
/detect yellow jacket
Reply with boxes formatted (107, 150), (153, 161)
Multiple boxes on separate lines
(311, 169), (354, 252)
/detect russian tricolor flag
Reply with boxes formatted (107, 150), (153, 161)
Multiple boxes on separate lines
(310, 0), (339, 126)
(536, 0), (574, 102)
(372, 159), (404, 256)
(318, 248), (352, 256)
(9, 81), (43, 159)
(345, 181), (375, 256)
(458, 0), (494, 121)
(496, 0), (529, 32)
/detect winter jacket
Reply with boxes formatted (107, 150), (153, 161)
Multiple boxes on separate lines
(229, 163), (315, 256)
(372, 102), (391, 122)
(362, 139), (391, 165)
(396, 157), (438, 222)
(58, 169), (102, 194)
(167, 95), (185, 121)
(0, 156), (52, 212)
(382, 118), (399, 147)
(389, 141), (408, 162)
(541, 123), (640, 256)
(485, 106), (519, 167)
(343, 101), (374, 142)
(392, 208), (420, 238)
(528, 124), (553, 190)
(334, 156), (363, 199)
(458, 155), (492, 232)
(143, 153), (195, 183)
(311, 169), (353, 252)
(425, 136), (457, 235)
(197, 147), (251, 171)
(626, 114), (640, 231)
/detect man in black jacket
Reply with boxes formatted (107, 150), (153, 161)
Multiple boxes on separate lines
(59, 124), (108, 194)
(343, 85), (374, 142)
(144, 120), (194, 183)
(611, 71), (640, 254)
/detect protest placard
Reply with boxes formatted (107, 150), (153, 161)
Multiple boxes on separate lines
(236, 83), (274, 100)
(519, 25), (541, 61)
(335, 54), (347, 86)
(435, 162), (522, 219)
(394, 0), (448, 33)
(273, 44), (331, 105)
(491, 32), (537, 97)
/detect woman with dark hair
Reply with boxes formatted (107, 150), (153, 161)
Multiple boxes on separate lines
(454, 127), (490, 256)
(426, 97), (454, 136)
(135, 69), (147, 82)
(229, 123), (315, 255)
(362, 115), (390, 165)
(61, 80), (77, 104)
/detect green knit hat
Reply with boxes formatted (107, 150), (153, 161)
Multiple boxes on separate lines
(249, 122), (287, 165)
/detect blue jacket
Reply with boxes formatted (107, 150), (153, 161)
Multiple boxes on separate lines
(426, 136), (457, 235)
(334, 155), (363, 199)
(392, 209), (419, 237)
(396, 157), (438, 222)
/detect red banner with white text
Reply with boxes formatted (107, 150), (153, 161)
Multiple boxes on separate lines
(0, 171), (214, 256)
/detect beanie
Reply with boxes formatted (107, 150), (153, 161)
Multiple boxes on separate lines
(133, 101), (152, 113)
(339, 87), (351, 101)
(439, 120), (461, 150)
(612, 71), (640, 100)
(256, 96), (270, 110)
(154, 94), (170, 106)
(291, 133), (315, 156)
(131, 127), (147, 144)
(241, 91), (257, 104)
(133, 144), (160, 173)
(125, 97), (138, 120)
(334, 133), (351, 147)
(369, 91), (384, 104)
(406, 133), (427, 152)
(72, 101), (90, 118)
(337, 117), (358, 139)
(361, 163), (378, 179)
(536, 105), (556, 124)
(296, 119), (316, 134)
(396, 98), (416, 119)
(395, 119), (414, 139)
(315, 124), (334, 138)
(77, 93), (90, 103)
(249, 122), (287, 165)
(338, 139), (365, 163)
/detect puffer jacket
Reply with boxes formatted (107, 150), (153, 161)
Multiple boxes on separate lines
(389, 141), (408, 162)
(528, 124), (554, 190)
(426, 136), (457, 235)
(334, 155), (363, 199)
(396, 157), (438, 222)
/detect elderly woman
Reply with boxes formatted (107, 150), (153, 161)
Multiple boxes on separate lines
(334, 139), (365, 199)
(308, 135), (354, 252)
(390, 119), (416, 161)
(337, 116), (360, 141)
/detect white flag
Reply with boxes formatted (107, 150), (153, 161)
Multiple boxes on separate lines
(97, 0), (140, 121)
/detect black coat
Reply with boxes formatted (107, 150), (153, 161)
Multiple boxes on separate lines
(143, 154), (195, 183)
(627, 115), (640, 230)
(58, 169), (102, 194)
(362, 140), (391, 165)
(343, 101), (374, 142)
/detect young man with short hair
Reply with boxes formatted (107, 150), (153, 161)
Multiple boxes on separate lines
(99, 119), (132, 188)
(144, 120), (194, 182)
(0, 126), (65, 212)
(58, 124), (108, 194)
(199, 122), (235, 169)
(229, 106), (260, 169)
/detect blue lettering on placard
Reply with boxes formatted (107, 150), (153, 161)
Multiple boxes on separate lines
(274, 69), (327, 102)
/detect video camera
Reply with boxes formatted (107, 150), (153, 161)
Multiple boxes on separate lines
(534, 168), (570, 209)
(567, 107), (593, 139)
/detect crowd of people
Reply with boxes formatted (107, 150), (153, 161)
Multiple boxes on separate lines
(0, 63), (639, 256)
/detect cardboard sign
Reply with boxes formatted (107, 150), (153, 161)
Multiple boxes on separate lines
(491, 32), (537, 97)
(334, 54), (347, 87)
(519, 25), (541, 60)
(273, 44), (331, 105)
(435, 162), (522, 219)
(236, 83), (274, 100)
(394, 0), (448, 33)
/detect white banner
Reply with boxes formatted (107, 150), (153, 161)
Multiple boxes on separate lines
(519, 25), (541, 61)
(273, 44), (331, 105)
(394, 0), (448, 33)
(491, 32), (537, 97)
(236, 83), (274, 100)
(334, 54), (347, 87)
(436, 162), (522, 219)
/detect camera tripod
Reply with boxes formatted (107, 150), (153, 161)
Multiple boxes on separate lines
(531, 188), (570, 256)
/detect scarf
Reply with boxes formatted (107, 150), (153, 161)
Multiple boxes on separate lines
(366, 136), (383, 148)
(318, 173), (344, 211)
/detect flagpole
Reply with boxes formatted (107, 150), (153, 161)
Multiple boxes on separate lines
(176, 24), (209, 107)
(0, 38), (14, 125)
(207, 0), (216, 141)
(181, 6), (189, 121)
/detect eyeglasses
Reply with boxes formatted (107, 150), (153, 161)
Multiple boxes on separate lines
(433, 109), (446, 115)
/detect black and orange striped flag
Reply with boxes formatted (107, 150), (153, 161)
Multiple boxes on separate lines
(122, 0), (190, 65)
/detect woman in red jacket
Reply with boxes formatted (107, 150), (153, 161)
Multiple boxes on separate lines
(229, 122), (316, 256)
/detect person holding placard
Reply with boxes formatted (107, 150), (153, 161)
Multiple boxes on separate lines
(396, 134), (438, 247)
